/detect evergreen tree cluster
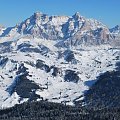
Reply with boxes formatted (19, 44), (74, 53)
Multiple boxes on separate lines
(82, 62), (120, 109)
(0, 101), (120, 120)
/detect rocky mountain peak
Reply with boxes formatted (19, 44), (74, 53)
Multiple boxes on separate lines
(72, 12), (81, 20)
(113, 25), (120, 30)
(110, 25), (120, 34)
(0, 11), (119, 47)
(34, 11), (42, 19)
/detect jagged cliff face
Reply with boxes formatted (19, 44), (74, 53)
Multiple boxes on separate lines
(1, 12), (115, 46)
(17, 12), (69, 40)
(18, 12), (111, 43)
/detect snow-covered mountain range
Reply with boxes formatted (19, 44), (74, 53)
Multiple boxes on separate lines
(0, 12), (120, 108)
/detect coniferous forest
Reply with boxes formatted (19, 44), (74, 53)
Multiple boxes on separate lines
(0, 101), (120, 120)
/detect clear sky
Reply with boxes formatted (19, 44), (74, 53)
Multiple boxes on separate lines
(0, 0), (120, 28)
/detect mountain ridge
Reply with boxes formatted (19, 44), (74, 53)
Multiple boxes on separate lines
(1, 11), (119, 47)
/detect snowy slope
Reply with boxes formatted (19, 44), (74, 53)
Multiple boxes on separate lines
(0, 11), (120, 108)
(0, 36), (120, 108)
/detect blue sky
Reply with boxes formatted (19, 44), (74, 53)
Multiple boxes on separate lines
(0, 0), (120, 28)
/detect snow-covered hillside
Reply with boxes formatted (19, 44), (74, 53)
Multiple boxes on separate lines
(0, 11), (120, 108)
(0, 36), (120, 108)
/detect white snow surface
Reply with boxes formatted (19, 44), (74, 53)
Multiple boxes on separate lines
(0, 36), (120, 109)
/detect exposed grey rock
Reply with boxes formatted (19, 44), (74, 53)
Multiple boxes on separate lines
(110, 25), (120, 34)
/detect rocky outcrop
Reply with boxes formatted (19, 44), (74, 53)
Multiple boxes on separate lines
(0, 11), (115, 47)
(110, 25), (120, 35)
